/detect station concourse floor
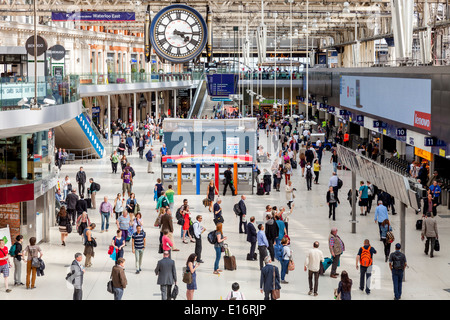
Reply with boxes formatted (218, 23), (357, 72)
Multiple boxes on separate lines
(4, 131), (450, 301)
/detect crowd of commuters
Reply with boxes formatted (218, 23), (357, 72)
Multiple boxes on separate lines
(0, 111), (437, 302)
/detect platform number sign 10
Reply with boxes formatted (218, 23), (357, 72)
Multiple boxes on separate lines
(396, 128), (406, 137)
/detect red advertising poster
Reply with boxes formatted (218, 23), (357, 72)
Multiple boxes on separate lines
(414, 111), (431, 131)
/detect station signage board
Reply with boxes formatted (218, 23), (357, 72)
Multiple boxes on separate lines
(25, 35), (47, 56)
(51, 11), (135, 21)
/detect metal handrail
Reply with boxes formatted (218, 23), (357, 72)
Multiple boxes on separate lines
(82, 108), (107, 145)
(65, 147), (98, 164)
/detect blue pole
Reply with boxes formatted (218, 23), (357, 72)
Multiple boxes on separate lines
(196, 163), (201, 195)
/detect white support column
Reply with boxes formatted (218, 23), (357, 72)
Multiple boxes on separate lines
(21, 134), (28, 180)
(155, 90), (159, 120)
(133, 92), (137, 130)
(107, 94), (111, 144)
(173, 89), (176, 118)
(390, 0), (414, 62)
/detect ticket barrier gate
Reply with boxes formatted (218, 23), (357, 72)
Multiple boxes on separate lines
(161, 163), (178, 192)
(181, 164), (197, 194)
(199, 165), (216, 194)
(236, 164), (253, 193)
(162, 162), (255, 195)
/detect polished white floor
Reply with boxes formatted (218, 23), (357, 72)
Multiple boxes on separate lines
(3, 129), (450, 300)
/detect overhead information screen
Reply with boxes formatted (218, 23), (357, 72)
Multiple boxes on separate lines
(206, 74), (239, 97)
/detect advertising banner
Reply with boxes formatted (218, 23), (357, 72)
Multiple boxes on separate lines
(0, 226), (12, 248)
(339, 75), (431, 130)
(51, 11), (135, 21)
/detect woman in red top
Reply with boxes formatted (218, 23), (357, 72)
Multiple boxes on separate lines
(161, 230), (174, 258)
(182, 206), (195, 244)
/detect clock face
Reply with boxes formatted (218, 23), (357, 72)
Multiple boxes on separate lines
(150, 4), (207, 63)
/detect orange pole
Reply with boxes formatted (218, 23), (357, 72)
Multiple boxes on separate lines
(233, 163), (238, 195)
(177, 163), (182, 195)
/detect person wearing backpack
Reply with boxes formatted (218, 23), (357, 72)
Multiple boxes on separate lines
(236, 195), (247, 234)
(358, 181), (369, 216)
(145, 148), (154, 173)
(305, 162), (313, 191)
(213, 223), (227, 275)
(389, 243), (407, 300)
(23, 237), (43, 289)
(88, 178), (100, 209)
(356, 239), (377, 295)
(11, 235), (24, 286)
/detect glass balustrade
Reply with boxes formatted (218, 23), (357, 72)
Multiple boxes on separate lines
(0, 75), (80, 111)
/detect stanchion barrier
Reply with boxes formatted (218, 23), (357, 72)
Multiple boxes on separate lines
(177, 163), (182, 195)
(196, 163), (201, 195)
(234, 162), (238, 195)
(215, 163), (219, 195)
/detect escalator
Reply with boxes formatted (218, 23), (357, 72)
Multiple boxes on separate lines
(188, 80), (208, 119)
(55, 111), (105, 159)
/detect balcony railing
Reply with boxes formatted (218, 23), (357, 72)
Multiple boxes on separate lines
(75, 72), (194, 85)
(0, 75), (80, 110)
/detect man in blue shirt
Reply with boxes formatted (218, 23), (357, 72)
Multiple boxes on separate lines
(126, 135), (134, 156)
(374, 201), (389, 240)
(257, 224), (269, 270)
(429, 181), (441, 200)
(145, 148), (154, 174)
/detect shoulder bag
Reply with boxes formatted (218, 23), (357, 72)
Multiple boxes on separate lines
(288, 258), (295, 271)
(334, 288), (341, 300)
(182, 266), (193, 284)
(107, 276), (114, 294)
(271, 266), (280, 300)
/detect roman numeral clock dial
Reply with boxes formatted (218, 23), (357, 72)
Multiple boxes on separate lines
(150, 4), (208, 63)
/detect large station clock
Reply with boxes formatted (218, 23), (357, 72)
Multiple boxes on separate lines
(150, 4), (208, 63)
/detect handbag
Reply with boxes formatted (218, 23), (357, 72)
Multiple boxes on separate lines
(434, 239), (440, 252)
(66, 222), (72, 234)
(271, 267), (280, 300)
(171, 284), (179, 300)
(334, 288), (341, 300)
(182, 266), (193, 284)
(288, 259), (295, 271)
(107, 279), (114, 294)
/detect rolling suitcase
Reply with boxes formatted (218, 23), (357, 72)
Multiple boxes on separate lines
(257, 183), (265, 195)
(291, 160), (297, 169)
(223, 244), (237, 270)
(224, 255), (237, 270)
(85, 198), (92, 209)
